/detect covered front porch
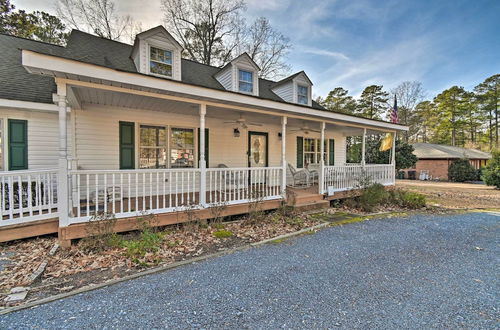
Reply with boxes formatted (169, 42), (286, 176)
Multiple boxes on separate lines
(1, 52), (403, 242)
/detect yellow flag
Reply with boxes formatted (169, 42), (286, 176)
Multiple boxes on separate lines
(379, 133), (393, 151)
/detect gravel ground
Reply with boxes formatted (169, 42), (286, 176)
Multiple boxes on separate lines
(1, 212), (498, 329)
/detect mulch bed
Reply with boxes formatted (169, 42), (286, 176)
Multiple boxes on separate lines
(0, 210), (326, 309)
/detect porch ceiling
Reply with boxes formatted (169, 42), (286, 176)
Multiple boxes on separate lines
(72, 86), (392, 135)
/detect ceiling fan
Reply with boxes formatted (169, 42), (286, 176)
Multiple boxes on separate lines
(224, 113), (263, 129)
(288, 123), (320, 135)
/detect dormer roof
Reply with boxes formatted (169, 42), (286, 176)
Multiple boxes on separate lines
(132, 26), (182, 50)
(273, 71), (313, 88)
(219, 52), (260, 72)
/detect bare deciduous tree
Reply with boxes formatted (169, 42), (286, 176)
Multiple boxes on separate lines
(238, 17), (291, 79)
(390, 81), (426, 142)
(162, 0), (245, 66)
(161, 0), (291, 79)
(55, 0), (135, 41)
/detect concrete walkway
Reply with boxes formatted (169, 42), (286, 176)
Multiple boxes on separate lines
(1, 212), (498, 329)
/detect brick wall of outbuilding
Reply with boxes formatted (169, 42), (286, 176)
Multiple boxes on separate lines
(403, 159), (450, 180)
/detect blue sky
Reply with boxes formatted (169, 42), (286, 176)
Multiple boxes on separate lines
(16, 0), (500, 98)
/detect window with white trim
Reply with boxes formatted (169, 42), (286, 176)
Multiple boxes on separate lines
(238, 70), (253, 93)
(139, 125), (167, 169)
(149, 46), (173, 77)
(298, 85), (308, 104)
(303, 138), (326, 166)
(170, 128), (195, 168)
(0, 119), (3, 171)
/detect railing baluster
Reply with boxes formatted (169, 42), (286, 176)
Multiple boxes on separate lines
(17, 175), (23, 218)
(104, 173), (107, 214)
(27, 174), (33, 217)
(77, 174), (81, 218)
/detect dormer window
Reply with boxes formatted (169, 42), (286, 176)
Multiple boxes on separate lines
(238, 70), (253, 93)
(298, 85), (308, 105)
(149, 46), (172, 77)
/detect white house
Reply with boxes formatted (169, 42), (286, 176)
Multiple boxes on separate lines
(0, 26), (407, 244)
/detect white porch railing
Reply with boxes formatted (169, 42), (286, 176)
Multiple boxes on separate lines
(206, 167), (283, 205)
(68, 166), (283, 224)
(322, 164), (395, 194)
(0, 169), (59, 226)
(68, 168), (201, 224)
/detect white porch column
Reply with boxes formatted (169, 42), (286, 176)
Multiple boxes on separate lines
(281, 116), (287, 197)
(199, 104), (207, 206)
(56, 83), (69, 227)
(391, 131), (396, 184)
(319, 122), (325, 194)
(361, 128), (366, 166)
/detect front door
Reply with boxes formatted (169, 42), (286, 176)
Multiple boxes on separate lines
(248, 132), (268, 184)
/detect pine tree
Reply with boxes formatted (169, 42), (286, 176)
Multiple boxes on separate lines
(357, 85), (389, 120)
(320, 87), (357, 114)
(474, 74), (499, 150)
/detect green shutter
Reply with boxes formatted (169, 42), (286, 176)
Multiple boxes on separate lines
(8, 119), (28, 170)
(329, 139), (335, 166)
(197, 128), (209, 167)
(296, 136), (303, 168)
(119, 121), (135, 169)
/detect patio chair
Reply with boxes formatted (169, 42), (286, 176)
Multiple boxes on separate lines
(306, 163), (320, 184)
(287, 163), (310, 187)
(216, 164), (245, 196)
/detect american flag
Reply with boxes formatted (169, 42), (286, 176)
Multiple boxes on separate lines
(390, 95), (399, 124)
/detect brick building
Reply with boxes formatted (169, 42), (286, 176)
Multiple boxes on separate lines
(403, 143), (491, 180)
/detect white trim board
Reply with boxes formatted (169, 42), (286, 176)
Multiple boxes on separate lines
(0, 98), (58, 112)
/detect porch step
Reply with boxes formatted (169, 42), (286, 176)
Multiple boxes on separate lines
(293, 199), (330, 212)
(294, 193), (325, 205)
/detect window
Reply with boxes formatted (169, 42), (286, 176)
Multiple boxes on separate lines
(238, 70), (253, 93)
(0, 119), (3, 171)
(297, 85), (308, 104)
(149, 46), (172, 77)
(139, 125), (167, 169)
(170, 128), (195, 168)
(303, 138), (327, 166)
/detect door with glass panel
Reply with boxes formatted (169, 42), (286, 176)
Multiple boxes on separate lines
(248, 132), (268, 185)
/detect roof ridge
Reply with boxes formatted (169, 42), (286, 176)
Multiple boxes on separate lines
(0, 32), (65, 48)
(69, 29), (133, 47)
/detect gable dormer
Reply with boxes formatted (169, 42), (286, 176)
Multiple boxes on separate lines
(272, 71), (313, 106)
(131, 26), (183, 81)
(214, 53), (260, 96)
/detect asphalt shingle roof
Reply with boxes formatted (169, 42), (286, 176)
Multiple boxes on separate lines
(412, 143), (491, 160)
(1, 30), (327, 110)
(0, 34), (64, 104)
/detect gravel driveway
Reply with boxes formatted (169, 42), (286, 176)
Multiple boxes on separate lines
(2, 212), (498, 329)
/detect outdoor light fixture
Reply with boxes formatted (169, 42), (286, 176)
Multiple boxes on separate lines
(278, 132), (282, 140)
(233, 128), (240, 137)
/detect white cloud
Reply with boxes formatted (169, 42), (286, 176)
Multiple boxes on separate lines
(302, 47), (349, 61)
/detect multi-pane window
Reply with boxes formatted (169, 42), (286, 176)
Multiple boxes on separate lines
(0, 119), (3, 170)
(150, 46), (172, 77)
(303, 138), (327, 166)
(170, 128), (194, 168)
(139, 125), (167, 169)
(239, 70), (253, 93)
(298, 85), (308, 104)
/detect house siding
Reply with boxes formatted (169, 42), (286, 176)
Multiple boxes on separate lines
(0, 109), (59, 170)
(272, 82), (294, 103)
(215, 66), (233, 91)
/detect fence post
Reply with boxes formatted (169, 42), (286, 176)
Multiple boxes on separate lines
(199, 104), (207, 207)
(56, 83), (69, 228)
